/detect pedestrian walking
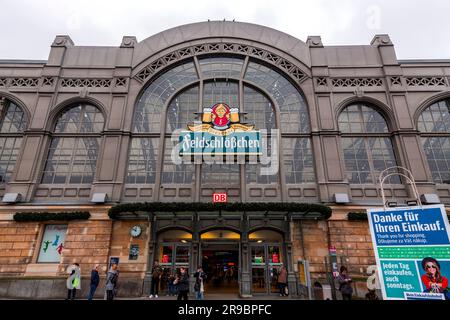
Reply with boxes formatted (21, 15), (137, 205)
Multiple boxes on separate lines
(277, 266), (288, 297)
(149, 260), (162, 298)
(174, 267), (189, 300)
(105, 263), (119, 300)
(87, 264), (100, 300)
(338, 266), (353, 300)
(194, 266), (207, 300)
(167, 272), (177, 296)
(66, 263), (81, 300)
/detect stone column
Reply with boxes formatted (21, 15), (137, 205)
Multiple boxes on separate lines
(190, 213), (200, 296)
(143, 214), (156, 295)
(284, 217), (298, 296)
(240, 213), (251, 297)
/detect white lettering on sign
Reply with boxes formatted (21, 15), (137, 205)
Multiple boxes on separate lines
(212, 193), (227, 203)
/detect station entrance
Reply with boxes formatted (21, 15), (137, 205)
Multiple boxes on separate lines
(201, 243), (239, 293)
(200, 230), (240, 294)
(153, 226), (289, 297)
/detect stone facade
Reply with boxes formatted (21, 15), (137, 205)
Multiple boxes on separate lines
(0, 21), (450, 298)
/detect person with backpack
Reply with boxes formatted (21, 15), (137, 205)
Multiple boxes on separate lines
(66, 263), (81, 300)
(105, 263), (119, 300)
(194, 266), (207, 300)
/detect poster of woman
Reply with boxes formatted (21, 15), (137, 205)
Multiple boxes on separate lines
(421, 257), (449, 299)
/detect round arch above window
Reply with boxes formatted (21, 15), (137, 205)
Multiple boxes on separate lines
(0, 97), (28, 133)
(418, 98), (450, 184)
(132, 56), (310, 134)
(53, 103), (105, 133)
(0, 98), (28, 183)
(417, 98), (450, 133)
(338, 102), (400, 185)
(338, 103), (390, 133)
(41, 103), (105, 185)
(249, 229), (283, 242)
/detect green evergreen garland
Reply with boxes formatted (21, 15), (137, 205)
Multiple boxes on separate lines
(108, 202), (332, 220)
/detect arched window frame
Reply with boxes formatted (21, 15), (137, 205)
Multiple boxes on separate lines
(0, 97), (28, 184)
(40, 103), (105, 185)
(338, 103), (400, 185)
(129, 54), (316, 193)
(417, 98), (450, 184)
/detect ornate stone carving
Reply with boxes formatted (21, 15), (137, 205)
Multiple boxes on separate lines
(405, 76), (447, 87)
(120, 36), (137, 48)
(51, 35), (74, 47)
(135, 42), (308, 84)
(331, 78), (383, 88)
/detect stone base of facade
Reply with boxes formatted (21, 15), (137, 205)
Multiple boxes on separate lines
(0, 205), (384, 299)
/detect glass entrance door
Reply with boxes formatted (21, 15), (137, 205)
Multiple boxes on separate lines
(158, 243), (190, 295)
(201, 242), (240, 293)
(250, 243), (283, 294)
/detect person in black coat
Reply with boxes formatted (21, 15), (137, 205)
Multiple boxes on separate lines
(87, 264), (100, 300)
(175, 267), (189, 300)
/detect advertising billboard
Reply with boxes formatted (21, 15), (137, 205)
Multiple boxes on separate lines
(367, 205), (450, 300)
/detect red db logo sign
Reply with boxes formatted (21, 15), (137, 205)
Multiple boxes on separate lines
(212, 193), (227, 203)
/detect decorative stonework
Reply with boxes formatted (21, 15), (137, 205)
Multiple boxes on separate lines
(316, 77), (327, 86)
(10, 78), (39, 87)
(405, 76), (447, 87)
(331, 78), (383, 88)
(42, 77), (55, 86)
(114, 77), (127, 87)
(389, 76), (402, 86)
(120, 36), (137, 48)
(61, 78), (112, 88)
(135, 42), (308, 84)
(0, 78), (7, 87)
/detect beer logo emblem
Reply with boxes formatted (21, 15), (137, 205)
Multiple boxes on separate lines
(188, 102), (254, 136)
(211, 103), (231, 130)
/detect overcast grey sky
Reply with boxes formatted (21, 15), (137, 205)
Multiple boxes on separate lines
(1, 0), (449, 60)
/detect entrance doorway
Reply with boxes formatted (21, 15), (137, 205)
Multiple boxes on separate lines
(200, 229), (240, 294)
(249, 229), (284, 295)
(201, 243), (239, 293)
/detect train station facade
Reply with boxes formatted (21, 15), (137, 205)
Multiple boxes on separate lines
(1, 21), (450, 298)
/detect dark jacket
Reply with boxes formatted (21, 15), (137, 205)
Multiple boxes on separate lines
(90, 269), (100, 287)
(337, 273), (353, 295)
(194, 271), (207, 292)
(177, 273), (190, 292)
(151, 265), (162, 279)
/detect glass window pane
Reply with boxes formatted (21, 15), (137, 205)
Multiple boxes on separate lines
(41, 137), (100, 184)
(282, 138), (316, 184)
(423, 137), (450, 183)
(175, 246), (189, 264)
(166, 86), (199, 133)
(54, 104), (104, 133)
(199, 56), (244, 79)
(244, 61), (309, 133)
(126, 138), (159, 184)
(0, 102), (28, 133)
(338, 104), (388, 133)
(133, 61), (199, 132)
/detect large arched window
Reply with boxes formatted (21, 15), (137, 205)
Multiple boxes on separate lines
(41, 104), (104, 184)
(338, 103), (399, 184)
(129, 55), (315, 195)
(418, 99), (450, 183)
(0, 98), (28, 183)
